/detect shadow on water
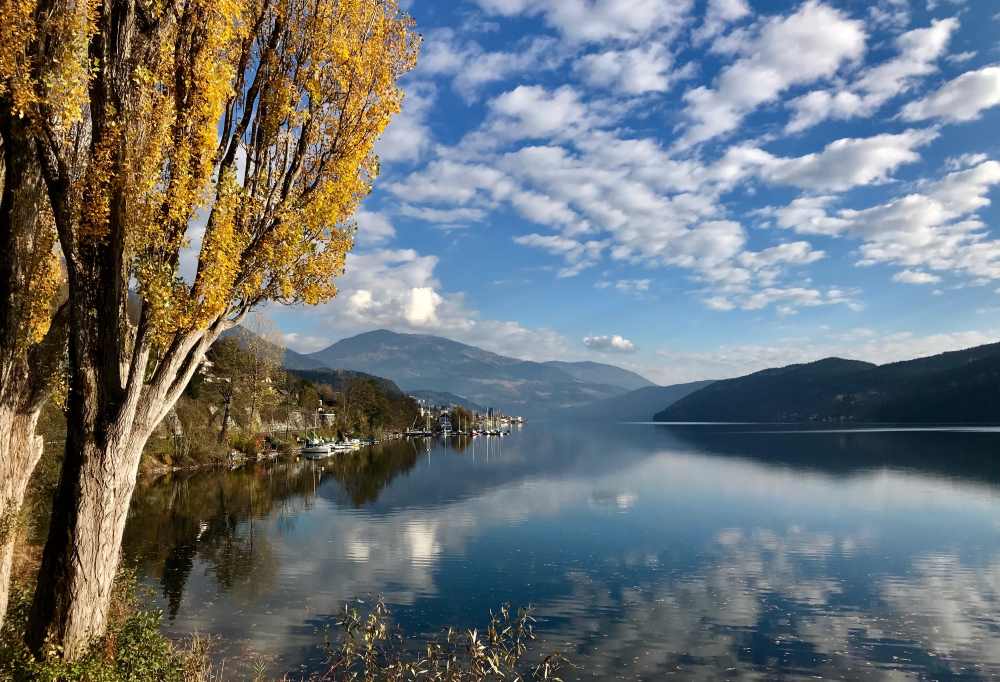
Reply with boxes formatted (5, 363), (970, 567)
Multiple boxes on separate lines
(652, 422), (1000, 487)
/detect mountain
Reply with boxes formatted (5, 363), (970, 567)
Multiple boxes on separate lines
(542, 360), (654, 392)
(655, 343), (1000, 423)
(220, 326), (328, 371)
(560, 381), (715, 421)
(299, 329), (653, 415)
(287, 367), (405, 396)
(407, 390), (485, 413)
(283, 348), (328, 371)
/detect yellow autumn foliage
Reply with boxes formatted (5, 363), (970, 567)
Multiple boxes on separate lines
(4, 0), (418, 345)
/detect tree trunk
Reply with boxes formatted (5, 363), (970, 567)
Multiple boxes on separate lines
(0, 407), (44, 626)
(26, 316), (220, 658)
(26, 374), (149, 658)
(219, 390), (232, 444)
(0, 102), (64, 630)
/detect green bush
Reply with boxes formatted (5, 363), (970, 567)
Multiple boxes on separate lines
(0, 571), (212, 682)
(228, 432), (263, 457)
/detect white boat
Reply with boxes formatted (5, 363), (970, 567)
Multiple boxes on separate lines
(301, 440), (332, 459)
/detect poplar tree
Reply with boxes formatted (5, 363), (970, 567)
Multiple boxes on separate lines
(2, 0), (417, 657)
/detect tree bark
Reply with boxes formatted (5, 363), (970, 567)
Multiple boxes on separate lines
(26, 319), (223, 658)
(0, 408), (44, 625)
(0, 106), (65, 629)
(26, 382), (149, 658)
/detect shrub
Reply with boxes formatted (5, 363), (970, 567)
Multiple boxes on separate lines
(0, 571), (215, 682)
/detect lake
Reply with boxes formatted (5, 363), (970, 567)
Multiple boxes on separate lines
(123, 423), (1000, 680)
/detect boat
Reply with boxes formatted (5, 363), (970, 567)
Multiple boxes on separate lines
(301, 437), (332, 460)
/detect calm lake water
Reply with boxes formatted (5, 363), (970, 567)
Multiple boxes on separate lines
(124, 423), (1000, 680)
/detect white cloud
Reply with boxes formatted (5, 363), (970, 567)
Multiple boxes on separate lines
(868, 0), (910, 29)
(404, 287), (442, 327)
(578, 44), (678, 94)
(513, 233), (608, 277)
(679, 1), (866, 146)
(692, 0), (751, 44)
(417, 30), (562, 100)
(737, 241), (825, 270)
(596, 278), (651, 294)
(704, 286), (860, 316)
(786, 19), (958, 132)
(376, 81), (436, 164)
(901, 65), (1000, 122)
(583, 334), (637, 353)
(944, 152), (988, 171)
(654, 328), (1000, 383)
(387, 159), (514, 205)
(489, 85), (590, 140)
(893, 269), (942, 284)
(397, 204), (486, 225)
(771, 160), (1000, 282)
(714, 129), (938, 192)
(299, 248), (576, 361)
(474, 0), (694, 44)
(281, 332), (331, 353)
(353, 209), (396, 246)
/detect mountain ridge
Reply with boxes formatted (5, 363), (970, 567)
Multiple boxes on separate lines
(558, 381), (715, 421)
(297, 329), (656, 415)
(655, 343), (1000, 423)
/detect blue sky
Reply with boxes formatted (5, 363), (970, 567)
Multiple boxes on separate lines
(269, 0), (1000, 384)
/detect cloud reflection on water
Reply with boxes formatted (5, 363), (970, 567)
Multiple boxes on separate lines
(125, 425), (1000, 679)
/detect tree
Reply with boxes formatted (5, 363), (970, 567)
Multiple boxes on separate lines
(6, 0), (417, 658)
(243, 313), (284, 428)
(0, 122), (66, 627)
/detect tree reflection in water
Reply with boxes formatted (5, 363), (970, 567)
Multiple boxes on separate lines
(125, 439), (425, 619)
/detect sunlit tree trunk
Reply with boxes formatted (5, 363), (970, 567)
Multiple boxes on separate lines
(27, 311), (224, 657)
(0, 409), (44, 625)
(0, 115), (65, 628)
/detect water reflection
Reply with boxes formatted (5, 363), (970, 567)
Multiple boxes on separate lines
(124, 425), (1000, 680)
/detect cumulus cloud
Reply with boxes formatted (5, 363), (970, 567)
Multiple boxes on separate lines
(583, 334), (637, 353)
(376, 81), (436, 164)
(578, 44), (680, 94)
(692, 0), (751, 44)
(786, 19), (958, 132)
(397, 204), (486, 226)
(513, 233), (609, 277)
(488, 85), (590, 141)
(679, 1), (866, 146)
(473, 0), (694, 44)
(281, 247), (576, 362)
(416, 30), (563, 100)
(353, 209), (396, 246)
(901, 65), (1000, 122)
(769, 160), (1000, 283)
(280, 332), (331, 353)
(596, 278), (651, 294)
(892, 269), (942, 284)
(714, 129), (938, 192)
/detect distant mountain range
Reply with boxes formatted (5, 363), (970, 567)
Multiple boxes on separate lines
(283, 329), (655, 415)
(655, 342), (1000, 423)
(559, 381), (715, 421)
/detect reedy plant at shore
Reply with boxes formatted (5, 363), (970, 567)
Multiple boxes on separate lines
(318, 599), (571, 682)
